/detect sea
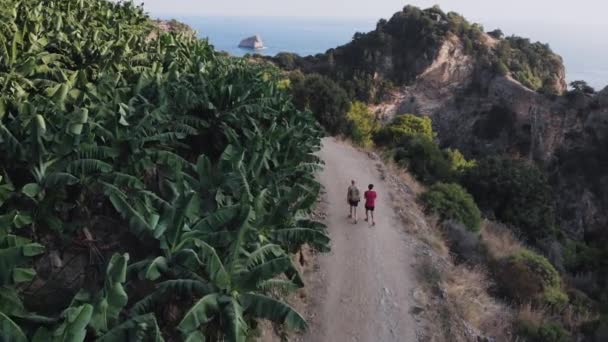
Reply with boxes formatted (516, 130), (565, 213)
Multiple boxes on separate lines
(166, 15), (608, 90)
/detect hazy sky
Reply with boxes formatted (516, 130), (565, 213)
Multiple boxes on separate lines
(133, 0), (607, 26)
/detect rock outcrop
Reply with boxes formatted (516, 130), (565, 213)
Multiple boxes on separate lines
(147, 19), (195, 41)
(371, 33), (607, 240)
(239, 35), (264, 49)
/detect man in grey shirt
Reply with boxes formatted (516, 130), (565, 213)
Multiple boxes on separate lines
(347, 180), (361, 223)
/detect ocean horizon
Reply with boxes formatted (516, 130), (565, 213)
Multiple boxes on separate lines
(163, 15), (608, 90)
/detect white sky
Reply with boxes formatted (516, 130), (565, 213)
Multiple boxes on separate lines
(131, 0), (607, 27)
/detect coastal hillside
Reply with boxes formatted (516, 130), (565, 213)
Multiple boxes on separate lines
(270, 5), (566, 102)
(265, 5), (608, 341)
(269, 5), (608, 244)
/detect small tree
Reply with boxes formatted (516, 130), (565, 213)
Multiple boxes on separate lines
(394, 135), (452, 183)
(374, 114), (435, 145)
(290, 73), (350, 135)
(420, 182), (482, 232)
(569, 80), (595, 94)
(346, 101), (379, 147)
(462, 156), (555, 242)
(488, 29), (504, 39)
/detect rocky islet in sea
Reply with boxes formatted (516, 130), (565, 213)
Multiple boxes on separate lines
(238, 34), (264, 49)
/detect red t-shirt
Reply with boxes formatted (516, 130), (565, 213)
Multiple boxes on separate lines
(364, 190), (377, 207)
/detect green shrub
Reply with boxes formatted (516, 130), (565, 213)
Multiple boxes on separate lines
(492, 37), (564, 95)
(420, 183), (482, 232)
(562, 238), (602, 273)
(374, 114), (435, 145)
(444, 148), (476, 173)
(516, 320), (571, 342)
(290, 72), (350, 135)
(496, 249), (568, 307)
(346, 101), (379, 147)
(394, 134), (453, 183)
(462, 156), (555, 242)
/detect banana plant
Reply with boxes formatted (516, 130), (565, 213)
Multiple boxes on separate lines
(130, 211), (307, 342)
(0, 1), (325, 340)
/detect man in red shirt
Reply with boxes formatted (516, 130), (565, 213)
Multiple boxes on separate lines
(364, 184), (377, 226)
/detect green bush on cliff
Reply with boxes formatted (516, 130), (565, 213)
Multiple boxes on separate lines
(491, 37), (563, 94)
(516, 320), (571, 342)
(289, 72), (350, 134)
(495, 250), (568, 307)
(394, 135), (453, 183)
(374, 114), (435, 145)
(420, 183), (481, 232)
(462, 156), (555, 242)
(444, 148), (476, 173)
(346, 101), (379, 147)
(384, 115), (473, 183)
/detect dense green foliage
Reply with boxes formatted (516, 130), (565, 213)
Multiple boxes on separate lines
(289, 71), (350, 135)
(491, 37), (564, 94)
(393, 134), (452, 183)
(444, 148), (476, 173)
(0, 0), (328, 340)
(462, 156), (555, 242)
(378, 115), (474, 184)
(516, 320), (571, 342)
(374, 114), (435, 145)
(346, 101), (378, 147)
(496, 250), (567, 307)
(420, 183), (481, 232)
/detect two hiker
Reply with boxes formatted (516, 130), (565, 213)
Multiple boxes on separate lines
(347, 180), (376, 225)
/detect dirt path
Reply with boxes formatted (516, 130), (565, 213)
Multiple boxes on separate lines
(303, 138), (419, 342)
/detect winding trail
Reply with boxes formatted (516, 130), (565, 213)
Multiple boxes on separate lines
(303, 138), (418, 342)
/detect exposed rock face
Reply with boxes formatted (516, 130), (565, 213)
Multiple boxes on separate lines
(148, 19), (195, 41)
(372, 34), (607, 240)
(239, 35), (264, 49)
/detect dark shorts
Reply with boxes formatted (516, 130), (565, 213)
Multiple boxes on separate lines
(365, 205), (375, 211)
(349, 200), (360, 207)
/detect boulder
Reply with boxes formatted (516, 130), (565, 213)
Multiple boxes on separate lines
(238, 35), (264, 49)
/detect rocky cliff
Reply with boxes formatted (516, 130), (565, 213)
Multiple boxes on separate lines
(371, 30), (607, 240)
(148, 19), (196, 40)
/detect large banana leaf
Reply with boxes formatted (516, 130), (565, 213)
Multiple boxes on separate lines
(53, 304), (94, 342)
(237, 256), (300, 291)
(177, 293), (221, 335)
(96, 313), (164, 342)
(88, 253), (129, 334)
(0, 311), (27, 342)
(269, 227), (331, 252)
(130, 279), (213, 316)
(223, 298), (247, 342)
(241, 293), (307, 331)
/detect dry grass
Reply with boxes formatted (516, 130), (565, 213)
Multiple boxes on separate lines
(561, 304), (598, 332)
(516, 302), (547, 326)
(370, 144), (515, 341)
(480, 221), (524, 260)
(419, 217), (451, 257)
(383, 157), (426, 195)
(443, 265), (513, 341)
